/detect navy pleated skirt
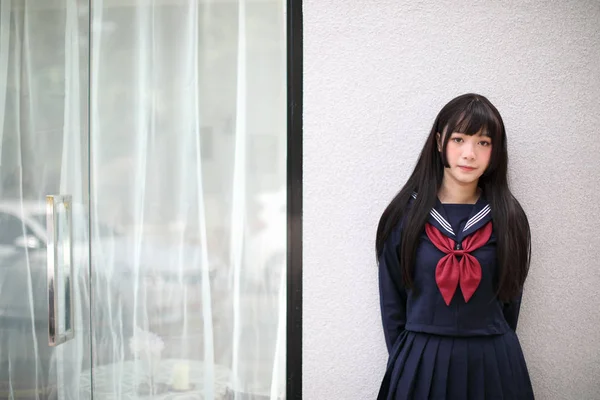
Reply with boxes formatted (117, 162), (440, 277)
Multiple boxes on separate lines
(378, 330), (534, 400)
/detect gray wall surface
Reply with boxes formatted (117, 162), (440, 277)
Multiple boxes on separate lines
(303, 1), (600, 399)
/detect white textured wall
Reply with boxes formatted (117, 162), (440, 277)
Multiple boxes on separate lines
(303, 1), (600, 399)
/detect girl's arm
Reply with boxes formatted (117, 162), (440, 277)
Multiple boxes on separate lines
(378, 227), (407, 354)
(502, 289), (523, 331)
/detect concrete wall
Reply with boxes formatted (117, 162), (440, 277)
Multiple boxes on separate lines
(303, 1), (600, 399)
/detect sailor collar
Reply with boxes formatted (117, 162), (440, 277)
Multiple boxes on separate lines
(411, 192), (492, 242)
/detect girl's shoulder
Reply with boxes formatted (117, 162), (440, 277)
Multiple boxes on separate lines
(388, 195), (417, 241)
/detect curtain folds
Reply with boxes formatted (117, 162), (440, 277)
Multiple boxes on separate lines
(0, 0), (286, 398)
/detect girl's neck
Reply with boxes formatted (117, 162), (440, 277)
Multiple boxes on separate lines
(438, 180), (480, 204)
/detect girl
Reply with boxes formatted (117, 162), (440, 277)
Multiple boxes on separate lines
(376, 93), (534, 399)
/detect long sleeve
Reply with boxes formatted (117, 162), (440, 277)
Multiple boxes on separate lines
(378, 226), (407, 354)
(502, 289), (523, 331)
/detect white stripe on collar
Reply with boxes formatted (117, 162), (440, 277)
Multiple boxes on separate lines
(411, 192), (455, 236)
(463, 204), (491, 231)
(430, 208), (455, 235)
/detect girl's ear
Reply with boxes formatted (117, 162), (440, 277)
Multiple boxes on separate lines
(436, 132), (442, 152)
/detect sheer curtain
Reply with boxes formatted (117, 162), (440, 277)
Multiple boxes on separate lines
(0, 0), (286, 398)
(88, 0), (287, 399)
(0, 0), (90, 398)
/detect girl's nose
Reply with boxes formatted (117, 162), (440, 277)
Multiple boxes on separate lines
(462, 144), (476, 159)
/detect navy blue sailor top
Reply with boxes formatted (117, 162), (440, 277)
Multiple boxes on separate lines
(378, 194), (523, 353)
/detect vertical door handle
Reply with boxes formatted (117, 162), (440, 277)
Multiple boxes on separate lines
(46, 195), (75, 347)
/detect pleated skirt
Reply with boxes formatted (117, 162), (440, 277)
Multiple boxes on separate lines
(378, 330), (534, 400)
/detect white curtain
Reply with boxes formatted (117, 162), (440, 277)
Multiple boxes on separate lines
(0, 0), (89, 398)
(89, 0), (287, 399)
(0, 0), (287, 398)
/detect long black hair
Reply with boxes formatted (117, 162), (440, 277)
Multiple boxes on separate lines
(375, 93), (530, 301)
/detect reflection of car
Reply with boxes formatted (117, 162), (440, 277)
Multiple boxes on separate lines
(0, 201), (220, 369)
(244, 189), (287, 292)
(0, 201), (109, 328)
(0, 201), (113, 390)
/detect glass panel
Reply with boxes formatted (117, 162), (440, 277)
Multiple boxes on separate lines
(88, 0), (287, 398)
(0, 1), (91, 399)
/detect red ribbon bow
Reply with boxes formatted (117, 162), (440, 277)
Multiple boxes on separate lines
(425, 222), (493, 306)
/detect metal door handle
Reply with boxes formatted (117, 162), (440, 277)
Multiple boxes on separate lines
(46, 195), (74, 347)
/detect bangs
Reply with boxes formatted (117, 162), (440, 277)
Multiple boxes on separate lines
(443, 100), (501, 141)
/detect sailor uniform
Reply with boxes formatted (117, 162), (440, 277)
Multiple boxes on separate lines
(377, 194), (534, 399)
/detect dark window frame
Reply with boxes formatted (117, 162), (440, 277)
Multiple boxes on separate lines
(286, 0), (303, 398)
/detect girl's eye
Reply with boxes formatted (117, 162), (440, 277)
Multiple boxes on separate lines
(479, 141), (491, 147)
(451, 137), (463, 143)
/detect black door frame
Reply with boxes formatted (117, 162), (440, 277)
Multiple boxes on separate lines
(286, 0), (303, 398)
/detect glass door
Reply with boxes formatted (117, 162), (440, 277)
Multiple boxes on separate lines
(1, 0), (288, 398)
(0, 1), (92, 399)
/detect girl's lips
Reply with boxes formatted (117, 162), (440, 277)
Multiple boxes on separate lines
(459, 166), (476, 172)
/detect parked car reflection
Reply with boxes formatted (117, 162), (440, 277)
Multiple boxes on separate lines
(0, 200), (222, 383)
(0, 200), (102, 393)
(0, 192), (283, 394)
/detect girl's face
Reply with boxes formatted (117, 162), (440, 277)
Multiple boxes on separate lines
(438, 130), (492, 186)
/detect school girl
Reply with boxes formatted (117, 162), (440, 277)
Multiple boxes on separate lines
(376, 93), (534, 399)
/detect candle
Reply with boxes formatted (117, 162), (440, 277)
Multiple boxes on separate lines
(172, 363), (190, 391)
